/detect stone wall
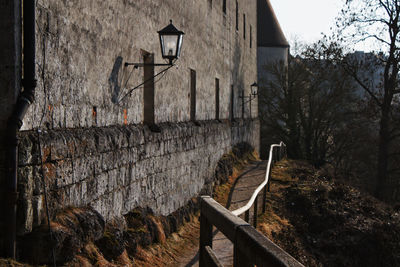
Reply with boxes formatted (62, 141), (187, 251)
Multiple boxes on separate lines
(0, 0), (260, 250)
(16, 119), (259, 235)
(20, 0), (257, 130)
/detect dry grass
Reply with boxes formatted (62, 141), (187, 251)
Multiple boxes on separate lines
(133, 215), (200, 267)
(3, 149), (260, 267)
(256, 159), (298, 242)
(213, 167), (240, 206)
(214, 150), (260, 206)
(0, 259), (34, 267)
(134, 149), (260, 266)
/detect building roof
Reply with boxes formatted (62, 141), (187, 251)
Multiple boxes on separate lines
(257, 0), (289, 48)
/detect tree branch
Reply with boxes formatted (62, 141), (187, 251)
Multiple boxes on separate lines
(379, 0), (393, 20)
(360, 34), (391, 46)
(354, 17), (390, 26)
(342, 63), (383, 107)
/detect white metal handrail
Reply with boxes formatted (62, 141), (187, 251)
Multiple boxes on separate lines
(232, 141), (286, 216)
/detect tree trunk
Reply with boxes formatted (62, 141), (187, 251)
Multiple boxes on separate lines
(375, 104), (391, 199)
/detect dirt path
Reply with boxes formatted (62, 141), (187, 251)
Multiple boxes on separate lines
(176, 160), (268, 267)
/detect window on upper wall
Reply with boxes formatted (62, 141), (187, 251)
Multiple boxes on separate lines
(235, 1), (239, 31)
(190, 69), (196, 121)
(208, 0), (212, 10)
(223, 0), (227, 14)
(143, 51), (155, 126)
(241, 89), (244, 118)
(215, 78), (220, 120)
(230, 85), (235, 121)
(243, 13), (246, 39)
(250, 25), (252, 48)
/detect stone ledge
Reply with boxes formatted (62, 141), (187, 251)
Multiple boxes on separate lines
(14, 119), (259, 235)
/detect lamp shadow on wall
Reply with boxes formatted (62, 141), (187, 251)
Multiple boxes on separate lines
(232, 38), (245, 119)
(109, 56), (123, 104)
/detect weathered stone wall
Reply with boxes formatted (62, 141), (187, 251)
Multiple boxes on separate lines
(20, 0), (257, 130)
(16, 119), (259, 234)
(0, 0), (260, 248)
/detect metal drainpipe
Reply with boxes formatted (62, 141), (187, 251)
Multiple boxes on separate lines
(5, 0), (36, 259)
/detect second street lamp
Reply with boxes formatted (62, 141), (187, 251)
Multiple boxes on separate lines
(251, 82), (258, 96)
(239, 82), (259, 119)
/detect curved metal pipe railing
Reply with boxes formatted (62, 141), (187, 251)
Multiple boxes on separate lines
(232, 141), (286, 216)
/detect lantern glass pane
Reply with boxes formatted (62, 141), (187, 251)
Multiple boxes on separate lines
(176, 35), (183, 58)
(161, 35), (179, 57)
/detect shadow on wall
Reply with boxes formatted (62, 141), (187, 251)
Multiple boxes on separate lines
(109, 56), (123, 103)
(232, 38), (245, 119)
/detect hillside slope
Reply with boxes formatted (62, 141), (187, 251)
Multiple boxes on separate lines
(258, 159), (400, 267)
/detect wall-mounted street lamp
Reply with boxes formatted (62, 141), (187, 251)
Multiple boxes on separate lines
(124, 20), (185, 68)
(118, 21), (184, 103)
(158, 20), (184, 65)
(240, 82), (259, 100)
(240, 82), (258, 118)
(250, 82), (258, 97)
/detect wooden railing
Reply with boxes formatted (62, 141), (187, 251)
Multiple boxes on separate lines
(199, 142), (302, 266)
(199, 196), (304, 267)
(232, 142), (286, 228)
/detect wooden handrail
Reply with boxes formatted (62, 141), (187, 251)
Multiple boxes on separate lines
(232, 142), (286, 217)
(199, 196), (304, 267)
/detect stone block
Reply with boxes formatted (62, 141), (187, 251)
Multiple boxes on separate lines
(125, 126), (145, 147)
(101, 151), (117, 171)
(18, 166), (34, 198)
(72, 156), (94, 183)
(85, 177), (98, 202)
(49, 132), (71, 161)
(18, 133), (38, 165)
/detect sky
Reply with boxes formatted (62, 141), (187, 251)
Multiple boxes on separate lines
(269, 0), (343, 46)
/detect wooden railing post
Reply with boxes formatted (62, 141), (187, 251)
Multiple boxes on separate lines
(245, 210), (250, 223)
(268, 162), (272, 192)
(278, 146), (282, 161)
(234, 244), (253, 267)
(200, 195), (304, 267)
(204, 246), (223, 267)
(199, 210), (213, 267)
(253, 195), (258, 228)
(234, 227), (253, 267)
(236, 225), (304, 267)
(262, 185), (267, 213)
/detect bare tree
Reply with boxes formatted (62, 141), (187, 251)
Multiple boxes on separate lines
(336, 0), (400, 199)
(259, 44), (358, 168)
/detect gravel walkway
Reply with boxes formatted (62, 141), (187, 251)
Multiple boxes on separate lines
(177, 160), (268, 267)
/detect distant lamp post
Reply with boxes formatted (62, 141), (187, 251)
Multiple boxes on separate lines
(239, 82), (259, 118)
(125, 20), (185, 67)
(251, 82), (258, 97)
(239, 82), (259, 100)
